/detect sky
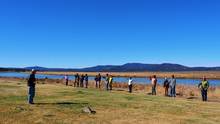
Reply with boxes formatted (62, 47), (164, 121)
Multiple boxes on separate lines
(0, 0), (220, 68)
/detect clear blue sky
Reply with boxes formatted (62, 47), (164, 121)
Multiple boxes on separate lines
(0, 0), (220, 68)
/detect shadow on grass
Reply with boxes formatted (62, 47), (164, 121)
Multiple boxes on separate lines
(34, 102), (89, 105)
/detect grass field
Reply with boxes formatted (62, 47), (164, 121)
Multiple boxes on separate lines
(0, 78), (220, 124)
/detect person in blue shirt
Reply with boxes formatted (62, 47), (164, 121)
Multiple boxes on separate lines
(169, 75), (176, 97)
(85, 74), (89, 88)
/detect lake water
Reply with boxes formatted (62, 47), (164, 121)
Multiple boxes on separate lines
(0, 72), (219, 86)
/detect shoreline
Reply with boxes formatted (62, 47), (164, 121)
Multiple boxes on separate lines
(38, 71), (220, 80)
(0, 75), (220, 87)
(2, 71), (220, 79)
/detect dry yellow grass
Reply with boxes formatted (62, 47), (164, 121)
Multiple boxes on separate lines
(0, 78), (220, 124)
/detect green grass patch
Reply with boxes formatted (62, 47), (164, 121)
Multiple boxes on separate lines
(0, 80), (220, 124)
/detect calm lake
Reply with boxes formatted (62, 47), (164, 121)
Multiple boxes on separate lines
(0, 72), (219, 86)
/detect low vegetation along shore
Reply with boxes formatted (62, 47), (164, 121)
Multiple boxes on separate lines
(0, 77), (220, 124)
(38, 71), (220, 79)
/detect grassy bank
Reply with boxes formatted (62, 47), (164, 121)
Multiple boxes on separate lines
(0, 78), (220, 124)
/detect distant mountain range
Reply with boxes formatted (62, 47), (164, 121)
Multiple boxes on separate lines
(1, 63), (220, 72)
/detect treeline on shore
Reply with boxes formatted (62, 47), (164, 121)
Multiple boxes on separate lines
(0, 68), (27, 72)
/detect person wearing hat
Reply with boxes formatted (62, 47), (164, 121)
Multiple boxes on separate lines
(27, 69), (37, 104)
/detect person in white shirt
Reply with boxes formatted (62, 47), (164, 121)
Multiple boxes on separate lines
(151, 75), (157, 95)
(128, 77), (133, 93)
(64, 75), (69, 86)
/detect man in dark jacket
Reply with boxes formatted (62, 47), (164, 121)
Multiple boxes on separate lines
(163, 77), (169, 96)
(74, 73), (80, 87)
(80, 74), (85, 87)
(94, 75), (99, 88)
(85, 74), (89, 88)
(27, 69), (37, 104)
(97, 73), (102, 89)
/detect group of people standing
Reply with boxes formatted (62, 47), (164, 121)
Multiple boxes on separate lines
(64, 73), (210, 101)
(64, 74), (89, 88)
(64, 73), (114, 91)
(94, 73), (114, 91)
(94, 74), (102, 88)
(73, 73), (89, 88)
(103, 74), (114, 91)
(27, 70), (210, 104)
(149, 75), (176, 97)
(149, 75), (209, 101)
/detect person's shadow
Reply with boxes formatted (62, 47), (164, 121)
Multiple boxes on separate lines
(34, 102), (89, 105)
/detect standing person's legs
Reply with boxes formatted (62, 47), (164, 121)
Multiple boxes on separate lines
(75, 80), (78, 87)
(28, 86), (32, 103)
(165, 87), (168, 96)
(129, 85), (131, 93)
(154, 86), (157, 95)
(74, 80), (76, 87)
(28, 86), (35, 104)
(129, 84), (132, 93)
(152, 86), (154, 95)
(95, 81), (97, 88)
(201, 90), (205, 101)
(164, 87), (166, 96)
(66, 80), (68, 86)
(169, 87), (172, 97)
(174, 87), (176, 97)
(110, 83), (112, 90)
(202, 90), (207, 101)
(98, 81), (101, 89)
(32, 86), (35, 102)
(152, 86), (156, 95)
(204, 90), (208, 101)
(86, 81), (88, 88)
(106, 82), (109, 91)
(170, 88), (173, 97)
(171, 87), (176, 97)
(77, 81), (79, 87)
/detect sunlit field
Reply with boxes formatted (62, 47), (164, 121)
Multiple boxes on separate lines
(0, 78), (220, 124)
